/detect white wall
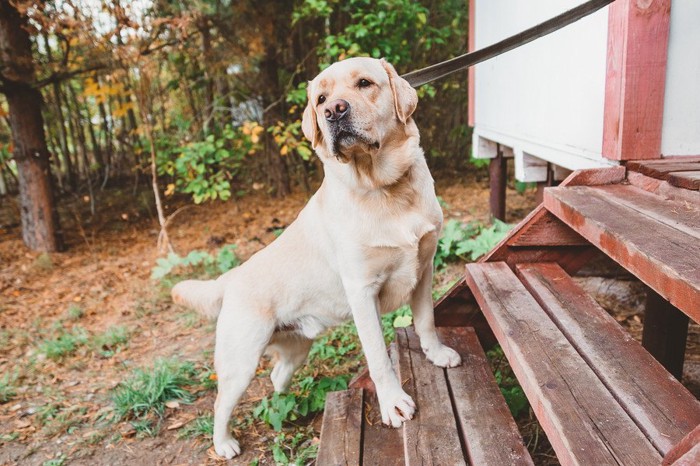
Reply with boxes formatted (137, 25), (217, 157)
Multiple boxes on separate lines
(473, 0), (613, 178)
(660, 0), (700, 156)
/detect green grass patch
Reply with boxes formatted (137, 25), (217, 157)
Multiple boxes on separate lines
(64, 304), (84, 321)
(112, 358), (198, 434)
(0, 371), (17, 403)
(37, 327), (88, 361)
(91, 325), (130, 357)
(179, 413), (213, 440)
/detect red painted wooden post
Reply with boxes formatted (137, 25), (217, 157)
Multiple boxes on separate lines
(602, 0), (671, 160)
(489, 144), (507, 220)
(467, 0), (475, 127)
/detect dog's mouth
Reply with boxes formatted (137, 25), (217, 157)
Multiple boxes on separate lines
(331, 127), (380, 161)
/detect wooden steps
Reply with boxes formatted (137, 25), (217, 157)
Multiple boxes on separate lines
(465, 261), (700, 465)
(544, 183), (700, 319)
(317, 327), (532, 465)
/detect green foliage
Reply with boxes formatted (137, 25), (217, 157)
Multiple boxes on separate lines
(434, 219), (513, 269)
(308, 321), (359, 365)
(158, 125), (259, 204)
(42, 456), (68, 466)
(295, 0), (453, 66)
(515, 180), (536, 194)
(434, 219), (479, 269)
(382, 305), (413, 341)
(37, 326), (89, 361)
(0, 371), (17, 403)
(487, 346), (529, 418)
(455, 220), (513, 261)
(112, 359), (197, 426)
(270, 430), (319, 465)
(253, 375), (348, 431)
(150, 244), (240, 280)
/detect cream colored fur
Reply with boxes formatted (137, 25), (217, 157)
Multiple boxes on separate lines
(172, 57), (461, 459)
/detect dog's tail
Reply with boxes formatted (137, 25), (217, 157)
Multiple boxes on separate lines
(171, 279), (224, 319)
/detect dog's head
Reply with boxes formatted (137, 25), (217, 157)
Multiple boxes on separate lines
(302, 57), (418, 163)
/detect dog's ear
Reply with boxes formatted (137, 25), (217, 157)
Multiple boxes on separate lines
(302, 83), (323, 149)
(380, 58), (418, 124)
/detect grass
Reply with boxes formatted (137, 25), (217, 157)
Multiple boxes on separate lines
(0, 371), (17, 403)
(112, 358), (198, 431)
(37, 327), (88, 361)
(91, 325), (130, 357)
(64, 304), (84, 321)
(179, 413), (213, 440)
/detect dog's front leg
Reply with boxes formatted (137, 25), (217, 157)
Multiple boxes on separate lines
(346, 285), (416, 427)
(411, 264), (461, 368)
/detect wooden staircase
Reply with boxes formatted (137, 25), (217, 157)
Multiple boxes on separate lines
(318, 163), (700, 465)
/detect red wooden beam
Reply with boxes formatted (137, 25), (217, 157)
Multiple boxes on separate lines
(602, 0), (671, 160)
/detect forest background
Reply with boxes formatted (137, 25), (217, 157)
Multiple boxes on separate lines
(0, 0), (472, 252)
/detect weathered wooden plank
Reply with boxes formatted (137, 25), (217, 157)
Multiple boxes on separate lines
(627, 171), (700, 205)
(507, 209), (588, 247)
(438, 327), (533, 466)
(668, 171), (700, 190)
(516, 262), (700, 456)
(635, 162), (700, 180)
(595, 184), (700, 239)
(465, 262), (662, 466)
(318, 389), (363, 466)
(627, 156), (700, 169)
(362, 390), (405, 466)
(559, 166), (626, 187)
(663, 424), (700, 465)
(544, 185), (700, 321)
(395, 327), (466, 466)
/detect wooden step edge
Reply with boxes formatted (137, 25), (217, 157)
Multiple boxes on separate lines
(543, 185), (700, 318)
(437, 327), (534, 466)
(465, 262), (662, 466)
(663, 425), (700, 465)
(317, 389), (363, 465)
(516, 262), (700, 456)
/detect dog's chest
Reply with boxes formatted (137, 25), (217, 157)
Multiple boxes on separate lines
(364, 213), (438, 311)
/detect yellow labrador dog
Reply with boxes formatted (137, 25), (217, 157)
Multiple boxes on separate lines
(172, 57), (461, 459)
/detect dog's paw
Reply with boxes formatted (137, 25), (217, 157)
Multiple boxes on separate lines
(214, 437), (241, 459)
(378, 389), (416, 428)
(424, 344), (461, 368)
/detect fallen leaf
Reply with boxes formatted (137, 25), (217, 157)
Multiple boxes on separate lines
(166, 420), (185, 430)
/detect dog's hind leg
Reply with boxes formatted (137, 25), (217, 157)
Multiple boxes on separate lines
(266, 332), (313, 392)
(411, 264), (462, 368)
(212, 305), (274, 459)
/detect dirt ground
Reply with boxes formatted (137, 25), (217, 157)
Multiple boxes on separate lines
(0, 170), (697, 465)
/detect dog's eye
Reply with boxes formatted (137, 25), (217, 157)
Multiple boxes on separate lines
(317, 95), (326, 105)
(358, 79), (372, 88)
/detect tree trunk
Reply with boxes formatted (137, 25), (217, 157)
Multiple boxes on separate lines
(0, 0), (63, 251)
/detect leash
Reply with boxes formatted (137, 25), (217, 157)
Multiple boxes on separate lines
(402, 0), (616, 87)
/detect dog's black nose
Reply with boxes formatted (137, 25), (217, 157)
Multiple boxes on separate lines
(324, 99), (350, 122)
